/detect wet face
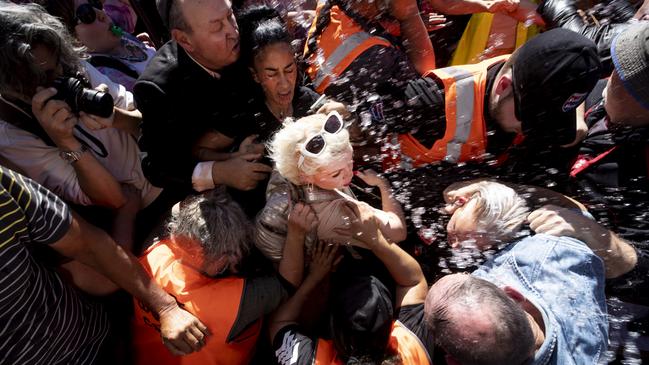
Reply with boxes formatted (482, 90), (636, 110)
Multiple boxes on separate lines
(445, 195), (491, 250)
(305, 148), (354, 190)
(252, 42), (297, 110)
(174, 0), (240, 70)
(604, 71), (649, 127)
(73, 0), (121, 53)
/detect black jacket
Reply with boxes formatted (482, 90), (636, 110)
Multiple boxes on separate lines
(134, 41), (254, 194)
(538, 0), (638, 74)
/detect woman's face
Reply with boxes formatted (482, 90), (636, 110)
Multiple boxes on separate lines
(252, 42), (297, 109)
(73, 0), (121, 53)
(304, 148), (354, 190)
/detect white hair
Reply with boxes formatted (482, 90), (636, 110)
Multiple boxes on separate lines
(268, 113), (352, 185)
(471, 181), (529, 243)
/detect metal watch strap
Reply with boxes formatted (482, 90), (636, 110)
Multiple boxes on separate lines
(59, 145), (88, 163)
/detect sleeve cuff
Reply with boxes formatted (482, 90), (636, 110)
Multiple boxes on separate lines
(192, 161), (215, 192)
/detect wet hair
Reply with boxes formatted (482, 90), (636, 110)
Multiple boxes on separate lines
(303, 0), (398, 62)
(167, 189), (253, 272)
(268, 113), (352, 186)
(237, 5), (292, 67)
(425, 275), (535, 365)
(0, 2), (83, 98)
(468, 181), (529, 244)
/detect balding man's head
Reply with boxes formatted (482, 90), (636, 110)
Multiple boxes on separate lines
(424, 274), (535, 365)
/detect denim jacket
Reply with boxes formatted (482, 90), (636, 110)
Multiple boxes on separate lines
(473, 234), (608, 365)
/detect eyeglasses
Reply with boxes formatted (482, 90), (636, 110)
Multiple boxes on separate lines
(297, 111), (345, 167)
(74, 0), (103, 25)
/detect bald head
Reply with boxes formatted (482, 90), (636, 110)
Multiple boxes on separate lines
(425, 274), (535, 365)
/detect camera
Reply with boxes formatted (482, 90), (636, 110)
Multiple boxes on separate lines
(52, 77), (114, 118)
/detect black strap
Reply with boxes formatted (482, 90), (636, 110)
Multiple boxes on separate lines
(88, 55), (140, 80)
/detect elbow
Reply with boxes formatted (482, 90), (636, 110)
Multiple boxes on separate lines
(92, 192), (127, 210)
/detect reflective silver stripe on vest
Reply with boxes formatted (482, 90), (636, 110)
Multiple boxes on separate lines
(312, 32), (387, 90)
(438, 67), (475, 163)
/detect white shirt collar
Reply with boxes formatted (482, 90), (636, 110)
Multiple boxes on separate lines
(186, 52), (221, 79)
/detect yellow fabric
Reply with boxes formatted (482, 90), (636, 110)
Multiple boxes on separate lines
(451, 12), (539, 65)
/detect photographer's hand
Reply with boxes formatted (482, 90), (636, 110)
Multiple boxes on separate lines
(78, 84), (115, 131)
(32, 87), (80, 151)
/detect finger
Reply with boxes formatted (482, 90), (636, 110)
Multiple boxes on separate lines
(239, 152), (263, 161)
(31, 87), (58, 111)
(168, 336), (193, 355)
(196, 320), (211, 337)
(51, 106), (74, 126)
(79, 113), (103, 130)
(251, 172), (269, 181)
(189, 325), (206, 345)
(162, 339), (186, 356)
(95, 83), (109, 93)
(251, 163), (273, 173)
(182, 330), (202, 352)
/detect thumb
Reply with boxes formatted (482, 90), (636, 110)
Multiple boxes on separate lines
(95, 83), (110, 93)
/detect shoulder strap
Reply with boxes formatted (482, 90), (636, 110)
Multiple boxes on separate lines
(89, 55), (140, 80)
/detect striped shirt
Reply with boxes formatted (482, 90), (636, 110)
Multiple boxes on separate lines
(0, 166), (109, 364)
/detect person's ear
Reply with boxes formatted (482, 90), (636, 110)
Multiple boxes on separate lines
(172, 29), (194, 53)
(445, 354), (462, 365)
(503, 285), (525, 303)
(494, 73), (513, 97)
(249, 67), (260, 83)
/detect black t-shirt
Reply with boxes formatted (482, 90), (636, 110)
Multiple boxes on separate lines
(271, 303), (433, 365)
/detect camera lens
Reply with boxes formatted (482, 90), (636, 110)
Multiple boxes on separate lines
(78, 89), (114, 118)
(52, 77), (114, 118)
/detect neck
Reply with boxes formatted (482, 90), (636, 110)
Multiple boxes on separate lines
(266, 100), (292, 120)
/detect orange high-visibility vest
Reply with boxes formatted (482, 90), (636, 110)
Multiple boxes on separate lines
(313, 320), (432, 365)
(304, 4), (394, 94)
(132, 239), (261, 365)
(399, 55), (511, 167)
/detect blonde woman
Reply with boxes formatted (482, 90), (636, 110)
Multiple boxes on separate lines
(256, 111), (406, 283)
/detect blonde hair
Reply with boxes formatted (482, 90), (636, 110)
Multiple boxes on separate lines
(268, 113), (352, 185)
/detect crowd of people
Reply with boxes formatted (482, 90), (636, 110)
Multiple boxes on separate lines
(0, 0), (648, 363)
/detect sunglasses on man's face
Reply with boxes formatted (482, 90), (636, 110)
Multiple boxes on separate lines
(298, 111), (345, 167)
(74, 0), (103, 25)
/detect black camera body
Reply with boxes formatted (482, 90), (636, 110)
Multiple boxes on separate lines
(52, 77), (114, 118)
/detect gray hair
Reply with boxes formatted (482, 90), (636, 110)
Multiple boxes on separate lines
(268, 113), (352, 185)
(470, 181), (529, 243)
(168, 0), (190, 32)
(0, 2), (83, 99)
(425, 276), (535, 365)
(167, 190), (252, 271)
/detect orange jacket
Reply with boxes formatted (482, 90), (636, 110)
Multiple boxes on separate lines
(314, 320), (431, 365)
(399, 55), (512, 167)
(304, 4), (394, 94)
(132, 239), (261, 365)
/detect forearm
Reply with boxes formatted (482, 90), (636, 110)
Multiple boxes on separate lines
(268, 274), (319, 340)
(112, 107), (142, 138)
(371, 232), (424, 287)
(66, 212), (178, 314)
(399, 14), (436, 73)
(59, 140), (125, 209)
(579, 220), (638, 278)
(429, 0), (494, 14)
(194, 148), (235, 162)
(377, 181), (407, 242)
(278, 229), (306, 287)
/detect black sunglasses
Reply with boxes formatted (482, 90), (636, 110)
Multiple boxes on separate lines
(74, 0), (103, 25)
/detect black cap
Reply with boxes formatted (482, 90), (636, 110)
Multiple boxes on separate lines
(512, 28), (602, 145)
(330, 275), (394, 360)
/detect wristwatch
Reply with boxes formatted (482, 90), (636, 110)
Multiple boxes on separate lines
(59, 145), (88, 163)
